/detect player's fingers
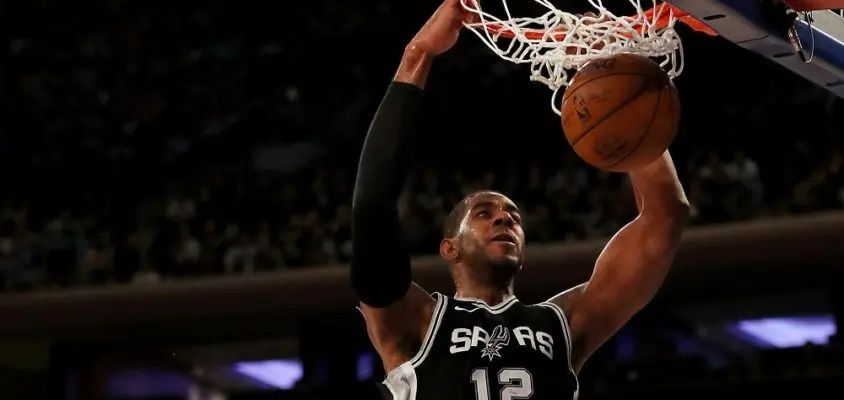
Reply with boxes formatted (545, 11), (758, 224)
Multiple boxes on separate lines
(579, 12), (598, 25)
(460, 0), (480, 24)
(581, 12), (612, 25)
(465, 11), (480, 25)
(450, 0), (468, 9)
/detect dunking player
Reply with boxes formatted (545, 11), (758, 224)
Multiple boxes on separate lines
(350, 1), (689, 399)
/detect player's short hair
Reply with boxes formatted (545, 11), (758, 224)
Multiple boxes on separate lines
(443, 191), (485, 238)
(443, 200), (469, 238)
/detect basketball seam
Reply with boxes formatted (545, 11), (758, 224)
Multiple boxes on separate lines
(602, 86), (664, 169)
(565, 71), (651, 98)
(568, 74), (651, 147)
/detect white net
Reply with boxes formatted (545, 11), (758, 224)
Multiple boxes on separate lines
(462, 0), (685, 114)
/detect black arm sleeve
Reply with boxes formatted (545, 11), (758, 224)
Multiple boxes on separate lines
(350, 82), (424, 307)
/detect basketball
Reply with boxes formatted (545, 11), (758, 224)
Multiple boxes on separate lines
(560, 53), (680, 172)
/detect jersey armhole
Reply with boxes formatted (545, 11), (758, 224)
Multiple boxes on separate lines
(539, 301), (573, 368)
(409, 292), (448, 367)
(382, 293), (448, 399)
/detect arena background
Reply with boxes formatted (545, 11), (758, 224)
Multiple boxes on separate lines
(2, 0), (843, 399)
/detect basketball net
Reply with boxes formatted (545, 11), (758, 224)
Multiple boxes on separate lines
(461, 0), (716, 114)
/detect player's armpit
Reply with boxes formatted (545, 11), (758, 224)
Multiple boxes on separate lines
(359, 283), (437, 373)
(549, 153), (689, 372)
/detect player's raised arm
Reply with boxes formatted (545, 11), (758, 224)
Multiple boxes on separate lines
(548, 152), (689, 372)
(350, 0), (476, 373)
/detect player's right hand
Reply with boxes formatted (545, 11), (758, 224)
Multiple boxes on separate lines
(408, 0), (479, 56)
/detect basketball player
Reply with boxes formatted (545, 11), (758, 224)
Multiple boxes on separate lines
(350, 1), (689, 399)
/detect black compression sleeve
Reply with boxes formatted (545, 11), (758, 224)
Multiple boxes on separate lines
(350, 82), (423, 307)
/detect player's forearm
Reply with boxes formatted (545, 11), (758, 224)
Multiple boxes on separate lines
(395, 46), (434, 89)
(352, 49), (434, 207)
(352, 82), (422, 207)
(350, 54), (429, 307)
(628, 152), (689, 218)
(560, 154), (688, 369)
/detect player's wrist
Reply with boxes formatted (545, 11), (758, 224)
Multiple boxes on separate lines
(404, 41), (437, 57)
(395, 45), (434, 88)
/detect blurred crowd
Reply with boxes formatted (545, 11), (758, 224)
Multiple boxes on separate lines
(3, 0), (843, 292)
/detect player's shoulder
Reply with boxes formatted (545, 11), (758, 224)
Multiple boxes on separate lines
(526, 299), (569, 320)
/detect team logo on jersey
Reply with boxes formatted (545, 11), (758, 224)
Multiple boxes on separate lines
(450, 325), (555, 360)
(480, 325), (510, 361)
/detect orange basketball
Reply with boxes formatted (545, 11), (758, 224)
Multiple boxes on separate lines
(560, 53), (680, 172)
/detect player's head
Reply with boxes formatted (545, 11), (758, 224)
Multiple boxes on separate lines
(439, 190), (525, 288)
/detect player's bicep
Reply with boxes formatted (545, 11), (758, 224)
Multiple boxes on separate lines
(552, 214), (682, 370)
(359, 283), (436, 371)
(359, 282), (434, 334)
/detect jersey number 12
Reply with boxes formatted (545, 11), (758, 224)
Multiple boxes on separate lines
(471, 368), (534, 400)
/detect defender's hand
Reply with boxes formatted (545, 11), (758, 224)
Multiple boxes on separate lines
(408, 0), (478, 56)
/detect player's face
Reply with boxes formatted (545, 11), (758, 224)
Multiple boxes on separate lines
(457, 192), (525, 275)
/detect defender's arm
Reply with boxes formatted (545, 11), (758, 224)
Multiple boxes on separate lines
(549, 152), (689, 371)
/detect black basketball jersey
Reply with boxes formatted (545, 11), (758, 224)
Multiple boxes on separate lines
(381, 293), (579, 400)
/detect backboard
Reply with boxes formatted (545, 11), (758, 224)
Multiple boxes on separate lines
(668, 0), (844, 98)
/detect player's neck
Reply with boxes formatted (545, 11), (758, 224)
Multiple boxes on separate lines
(455, 286), (514, 307)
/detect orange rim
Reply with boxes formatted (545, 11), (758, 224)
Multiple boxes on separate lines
(471, 3), (718, 41)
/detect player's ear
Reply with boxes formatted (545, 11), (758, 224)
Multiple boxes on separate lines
(439, 238), (459, 261)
